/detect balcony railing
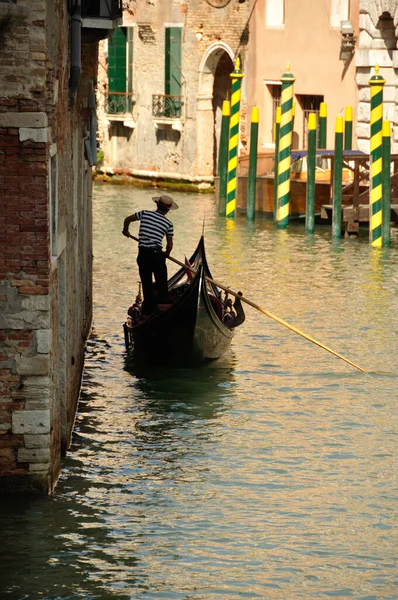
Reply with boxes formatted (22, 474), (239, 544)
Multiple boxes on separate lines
(81, 0), (123, 20)
(152, 94), (182, 119)
(105, 92), (134, 115)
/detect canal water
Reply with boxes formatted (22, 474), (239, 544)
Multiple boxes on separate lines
(1, 184), (398, 599)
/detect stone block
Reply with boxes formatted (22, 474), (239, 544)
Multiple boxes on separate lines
(24, 434), (51, 449)
(17, 354), (49, 376)
(357, 103), (370, 123)
(12, 410), (50, 434)
(1, 310), (50, 330)
(0, 112), (47, 128)
(356, 123), (370, 139)
(18, 448), (50, 463)
(36, 329), (51, 354)
(28, 463), (50, 473)
(19, 127), (48, 143)
(21, 296), (50, 311)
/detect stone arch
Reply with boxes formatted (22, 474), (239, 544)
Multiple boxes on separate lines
(195, 42), (235, 177)
(357, 3), (398, 152)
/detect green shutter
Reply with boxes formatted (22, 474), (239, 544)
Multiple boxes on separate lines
(108, 27), (127, 113)
(165, 27), (181, 96)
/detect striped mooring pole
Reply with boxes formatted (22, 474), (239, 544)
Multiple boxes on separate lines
(276, 63), (295, 228)
(226, 57), (244, 219)
(318, 102), (327, 149)
(218, 100), (230, 216)
(369, 64), (385, 247)
(344, 105), (353, 150)
(305, 112), (317, 235)
(332, 115), (344, 239)
(247, 106), (259, 221)
(382, 119), (391, 247)
(273, 106), (281, 221)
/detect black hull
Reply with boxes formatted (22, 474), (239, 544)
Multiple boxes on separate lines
(124, 239), (236, 366)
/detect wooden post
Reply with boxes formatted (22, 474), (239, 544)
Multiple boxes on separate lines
(247, 107), (259, 221)
(226, 58), (244, 219)
(273, 106), (281, 221)
(382, 119), (391, 247)
(344, 105), (353, 150)
(332, 115), (344, 238)
(305, 112), (317, 234)
(318, 102), (327, 149)
(369, 64), (385, 247)
(276, 63), (295, 229)
(218, 100), (230, 216)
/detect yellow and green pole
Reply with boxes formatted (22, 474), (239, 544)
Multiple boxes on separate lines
(226, 57), (244, 219)
(247, 106), (259, 221)
(369, 64), (385, 247)
(344, 105), (353, 150)
(276, 63), (295, 228)
(273, 106), (281, 220)
(305, 112), (317, 234)
(218, 100), (230, 216)
(318, 102), (327, 149)
(332, 115), (344, 239)
(382, 119), (391, 247)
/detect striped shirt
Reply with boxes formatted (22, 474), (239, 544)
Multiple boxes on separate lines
(134, 210), (174, 249)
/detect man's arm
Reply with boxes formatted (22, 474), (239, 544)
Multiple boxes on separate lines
(165, 235), (173, 257)
(122, 214), (137, 237)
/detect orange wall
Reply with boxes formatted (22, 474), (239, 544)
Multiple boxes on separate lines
(246, 0), (360, 150)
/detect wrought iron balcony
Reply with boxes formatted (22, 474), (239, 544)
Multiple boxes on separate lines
(105, 92), (134, 115)
(152, 94), (182, 119)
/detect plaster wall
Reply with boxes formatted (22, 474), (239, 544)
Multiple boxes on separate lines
(247, 0), (360, 150)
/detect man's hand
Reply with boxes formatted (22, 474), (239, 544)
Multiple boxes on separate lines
(122, 229), (131, 238)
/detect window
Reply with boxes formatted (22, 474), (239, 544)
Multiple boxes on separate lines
(107, 27), (134, 114)
(296, 94), (324, 148)
(266, 0), (284, 27)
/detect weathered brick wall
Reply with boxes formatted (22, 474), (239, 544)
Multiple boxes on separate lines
(0, 0), (95, 493)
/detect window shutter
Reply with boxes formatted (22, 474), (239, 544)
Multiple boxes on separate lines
(165, 27), (182, 97)
(108, 27), (127, 93)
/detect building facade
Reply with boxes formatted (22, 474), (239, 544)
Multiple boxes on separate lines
(97, 0), (251, 185)
(0, 0), (121, 494)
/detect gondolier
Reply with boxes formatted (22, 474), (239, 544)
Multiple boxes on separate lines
(122, 194), (179, 315)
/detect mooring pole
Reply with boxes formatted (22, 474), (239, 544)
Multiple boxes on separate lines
(344, 105), (353, 150)
(276, 63), (295, 229)
(247, 106), (259, 221)
(218, 100), (230, 216)
(332, 115), (344, 239)
(382, 119), (391, 247)
(305, 112), (317, 235)
(273, 106), (281, 221)
(226, 58), (244, 219)
(318, 102), (327, 149)
(369, 64), (385, 247)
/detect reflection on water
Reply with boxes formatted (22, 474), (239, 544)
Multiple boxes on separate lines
(0, 185), (397, 599)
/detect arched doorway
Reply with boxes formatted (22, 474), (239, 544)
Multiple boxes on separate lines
(196, 43), (234, 177)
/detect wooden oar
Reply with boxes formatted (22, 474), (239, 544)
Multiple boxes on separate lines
(126, 234), (366, 373)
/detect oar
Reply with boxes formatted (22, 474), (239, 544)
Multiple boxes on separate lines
(126, 235), (366, 373)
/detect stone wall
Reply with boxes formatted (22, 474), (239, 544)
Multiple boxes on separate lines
(357, 0), (398, 152)
(0, 1), (95, 494)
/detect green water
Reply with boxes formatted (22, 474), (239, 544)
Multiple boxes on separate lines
(0, 184), (397, 599)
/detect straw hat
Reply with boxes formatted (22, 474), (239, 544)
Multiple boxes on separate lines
(152, 194), (179, 210)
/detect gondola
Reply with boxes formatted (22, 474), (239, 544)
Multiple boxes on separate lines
(123, 237), (244, 365)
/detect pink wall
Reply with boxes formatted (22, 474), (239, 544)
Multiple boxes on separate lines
(246, 0), (360, 150)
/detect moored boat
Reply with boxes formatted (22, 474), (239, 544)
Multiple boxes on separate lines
(123, 237), (245, 365)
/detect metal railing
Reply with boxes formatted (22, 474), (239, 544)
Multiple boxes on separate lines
(105, 92), (134, 115)
(152, 94), (182, 119)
